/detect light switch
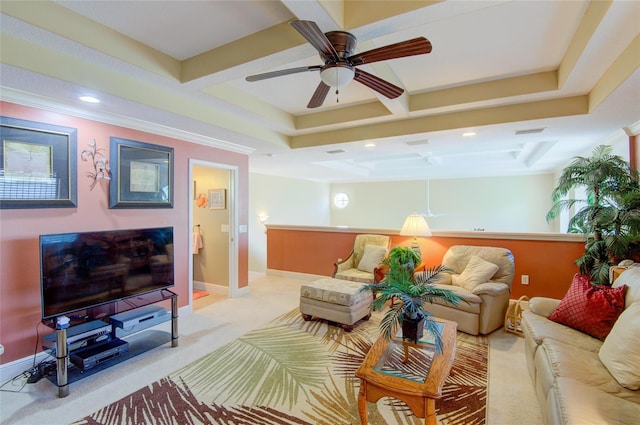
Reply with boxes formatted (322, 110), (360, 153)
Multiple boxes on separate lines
(239, 225), (247, 233)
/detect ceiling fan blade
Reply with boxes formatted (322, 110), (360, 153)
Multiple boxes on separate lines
(349, 37), (432, 66)
(246, 66), (321, 82)
(290, 20), (339, 60)
(354, 69), (404, 99)
(307, 82), (331, 108)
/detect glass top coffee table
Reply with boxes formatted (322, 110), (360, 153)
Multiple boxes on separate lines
(355, 318), (457, 425)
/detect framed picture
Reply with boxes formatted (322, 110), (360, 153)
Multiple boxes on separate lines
(0, 116), (77, 209)
(208, 189), (226, 210)
(110, 137), (173, 209)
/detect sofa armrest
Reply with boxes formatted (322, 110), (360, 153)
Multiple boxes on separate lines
(332, 252), (355, 277)
(471, 282), (509, 296)
(528, 297), (560, 318)
(373, 266), (386, 283)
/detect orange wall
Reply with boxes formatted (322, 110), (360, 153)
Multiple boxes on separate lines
(267, 228), (585, 299)
(0, 102), (249, 364)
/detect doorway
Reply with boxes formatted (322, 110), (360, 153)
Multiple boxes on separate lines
(189, 159), (239, 310)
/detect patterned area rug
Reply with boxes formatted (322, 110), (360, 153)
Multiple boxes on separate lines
(73, 309), (487, 425)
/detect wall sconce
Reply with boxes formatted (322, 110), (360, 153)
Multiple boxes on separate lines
(258, 214), (269, 224)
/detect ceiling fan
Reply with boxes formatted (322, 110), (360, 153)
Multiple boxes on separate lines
(245, 20), (432, 108)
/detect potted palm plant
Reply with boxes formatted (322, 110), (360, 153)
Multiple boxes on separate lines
(546, 145), (640, 284)
(361, 247), (462, 353)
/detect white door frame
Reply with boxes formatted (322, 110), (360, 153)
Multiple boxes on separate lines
(188, 159), (239, 309)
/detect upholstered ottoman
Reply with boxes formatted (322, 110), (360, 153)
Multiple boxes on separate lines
(299, 278), (373, 331)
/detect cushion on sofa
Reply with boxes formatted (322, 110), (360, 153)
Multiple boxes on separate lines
(357, 244), (386, 273)
(599, 303), (640, 390)
(451, 255), (499, 291)
(552, 377), (640, 425)
(549, 273), (627, 340)
(613, 266), (640, 307)
(471, 281), (509, 296)
(536, 338), (640, 399)
(522, 310), (603, 352)
(428, 283), (481, 314)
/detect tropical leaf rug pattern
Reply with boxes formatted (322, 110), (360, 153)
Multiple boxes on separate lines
(73, 308), (487, 425)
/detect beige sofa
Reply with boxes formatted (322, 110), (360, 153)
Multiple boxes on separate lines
(424, 245), (515, 335)
(522, 268), (640, 424)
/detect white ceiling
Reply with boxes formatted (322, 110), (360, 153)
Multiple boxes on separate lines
(1, 0), (639, 182)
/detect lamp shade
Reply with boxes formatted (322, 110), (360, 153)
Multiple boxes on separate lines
(400, 214), (432, 237)
(320, 64), (355, 88)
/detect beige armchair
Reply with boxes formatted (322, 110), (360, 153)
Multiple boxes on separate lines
(425, 245), (515, 335)
(332, 234), (390, 284)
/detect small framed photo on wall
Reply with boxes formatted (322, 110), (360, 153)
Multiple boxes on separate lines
(208, 189), (226, 210)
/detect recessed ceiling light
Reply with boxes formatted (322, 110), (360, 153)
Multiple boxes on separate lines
(462, 131), (476, 137)
(79, 96), (100, 103)
(364, 143), (375, 148)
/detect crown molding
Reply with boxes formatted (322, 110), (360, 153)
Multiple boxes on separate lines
(0, 87), (255, 155)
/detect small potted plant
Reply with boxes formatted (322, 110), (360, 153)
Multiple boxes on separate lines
(361, 247), (462, 352)
(387, 245), (421, 270)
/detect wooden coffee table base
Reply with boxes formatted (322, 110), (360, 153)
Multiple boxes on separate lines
(358, 381), (438, 425)
(355, 319), (457, 425)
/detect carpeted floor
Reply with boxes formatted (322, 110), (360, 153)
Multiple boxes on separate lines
(72, 308), (487, 425)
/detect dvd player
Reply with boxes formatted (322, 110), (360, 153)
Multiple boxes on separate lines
(110, 305), (168, 329)
(42, 320), (112, 351)
(70, 338), (129, 370)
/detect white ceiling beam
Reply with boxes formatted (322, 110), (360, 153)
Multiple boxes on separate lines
(558, 0), (612, 89)
(280, 0), (343, 29)
(356, 39), (410, 115)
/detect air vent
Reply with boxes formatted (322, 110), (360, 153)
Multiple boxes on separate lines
(515, 128), (545, 135)
(406, 140), (429, 146)
(325, 149), (346, 154)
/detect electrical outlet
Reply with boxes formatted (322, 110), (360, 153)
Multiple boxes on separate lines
(521, 275), (529, 285)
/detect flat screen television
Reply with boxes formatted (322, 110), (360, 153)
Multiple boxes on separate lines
(39, 226), (174, 320)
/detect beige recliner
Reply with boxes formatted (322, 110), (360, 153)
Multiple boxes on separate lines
(425, 245), (515, 335)
(332, 234), (390, 284)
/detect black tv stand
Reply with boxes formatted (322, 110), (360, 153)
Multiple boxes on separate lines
(48, 289), (178, 398)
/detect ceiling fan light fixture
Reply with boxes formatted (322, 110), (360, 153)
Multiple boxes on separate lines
(320, 64), (355, 88)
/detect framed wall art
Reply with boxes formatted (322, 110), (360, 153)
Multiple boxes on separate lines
(0, 116), (77, 209)
(208, 189), (226, 210)
(109, 137), (173, 209)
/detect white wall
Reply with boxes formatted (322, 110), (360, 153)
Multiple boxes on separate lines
(330, 174), (556, 232)
(246, 139), (635, 271)
(249, 173), (330, 271)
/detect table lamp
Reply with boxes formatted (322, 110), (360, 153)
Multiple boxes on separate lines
(400, 214), (432, 255)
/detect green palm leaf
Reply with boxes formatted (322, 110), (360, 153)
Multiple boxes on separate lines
(174, 325), (327, 409)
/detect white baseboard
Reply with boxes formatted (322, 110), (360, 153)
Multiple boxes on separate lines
(266, 269), (326, 281)
(0, 350), (51, 383)
(193, 281), (228, 295)
(0, 305), (191, 383)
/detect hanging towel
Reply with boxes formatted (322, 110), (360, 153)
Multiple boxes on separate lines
(193, 231), (203, 254)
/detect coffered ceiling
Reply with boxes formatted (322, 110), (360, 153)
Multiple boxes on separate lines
(1, 0), (639, 181)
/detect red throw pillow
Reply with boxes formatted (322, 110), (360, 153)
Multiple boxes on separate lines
(549, 273), (627, 340)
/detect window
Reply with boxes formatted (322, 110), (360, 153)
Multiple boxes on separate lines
(334, 192), (349, 208)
